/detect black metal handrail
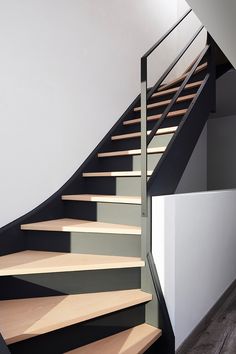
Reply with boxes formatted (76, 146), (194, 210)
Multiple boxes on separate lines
(148, 72), (210, 194)
(146, 25), (204, 104)
(147, 252), (175, 353)
(139, 11), (209, 351)
(139, 11), (216, 353)
(142, 9), (192, 59)
(140, 9), (196, 219)
(147, 43), (209, 145)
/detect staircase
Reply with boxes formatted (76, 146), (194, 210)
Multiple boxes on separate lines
(0, 9), (217, 354)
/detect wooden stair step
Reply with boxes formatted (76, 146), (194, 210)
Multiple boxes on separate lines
(0, 251), (145, 276)
(112, 127), (177, 141)
(21, 218), (141, 235)
(158, 62), (207, 92)
(83, 171), (152, 177)
(134, 93), (195, 112)
(151, 80), (203, 98)
(98, 146), (166, 158)
(62, 194), (141, 204)
(65, 323), (162, 354)
(0, 290), (152, 345)
(123, 110), (186, 126)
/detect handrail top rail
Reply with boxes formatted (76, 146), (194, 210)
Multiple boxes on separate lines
(146, 43), (209, 146)
(141, 8), (192, 60)
(146, 24), (204, 101)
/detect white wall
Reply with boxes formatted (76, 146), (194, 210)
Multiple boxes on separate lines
(175, 0), (206, 77)
(152, 189), (236, 348)
(0, 0), (179, 227)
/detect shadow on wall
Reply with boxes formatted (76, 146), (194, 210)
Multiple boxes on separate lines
(211, 69), (236, 118)
(208, 69), (236, 190)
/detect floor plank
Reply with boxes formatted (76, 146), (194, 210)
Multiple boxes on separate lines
(181, 285), (236, 354)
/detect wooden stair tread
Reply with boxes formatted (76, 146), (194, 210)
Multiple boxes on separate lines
(123, 110), (186, 126)
(62, 194), (141, 204)
(134, 93), (195, 112)
(0, 290), (152, 345)
(98, 146), (166, 158)
(82, 171), (153, 177)
(0, 251), (145, 276)
(158, 62), (207, 92)
(65, 323), (162, 354)
(151, 80), (203, 98)
(112, 127), (177, 141)
(21, 218), (141, 235)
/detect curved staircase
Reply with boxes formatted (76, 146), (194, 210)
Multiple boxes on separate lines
(0, 8), (218, 354)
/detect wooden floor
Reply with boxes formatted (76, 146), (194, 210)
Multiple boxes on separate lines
(182, 284), (236, 353)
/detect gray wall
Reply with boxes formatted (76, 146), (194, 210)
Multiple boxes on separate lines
(176, 124), (207, 194)
(208, 115), (236, 190)
(207, 70), (236, 190)
(176, 69), (236, 193)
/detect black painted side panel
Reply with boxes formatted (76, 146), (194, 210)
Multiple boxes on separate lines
(0, 334), (11, 354)
(148, 75), (213, 196)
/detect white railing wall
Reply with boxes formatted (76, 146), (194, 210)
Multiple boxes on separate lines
(152, 189), (236, 348)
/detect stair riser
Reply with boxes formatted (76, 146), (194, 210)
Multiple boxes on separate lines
(116, 176), (142, 196)
(149, 133), (173, 148)
(26, 231), (141, 257)
(82, 176), (142, 196)
(64, 201), (141, 226)
(133, 153), (162, 171)
(8, 304), (146, 354)
(95, 153), (163, 173)
(97, 202), (140, 226)
(0, 268), (140, 300)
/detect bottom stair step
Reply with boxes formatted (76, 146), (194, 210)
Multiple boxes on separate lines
(65, 323), (162, 354)
(0, 290), (152, 345)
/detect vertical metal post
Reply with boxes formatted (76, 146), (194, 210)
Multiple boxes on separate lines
(207, 35), (216, 113)
(141, 56), (148, 218)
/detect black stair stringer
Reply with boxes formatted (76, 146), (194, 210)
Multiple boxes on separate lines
(0, 333), (11, 354)
(148, 72), (214, 197)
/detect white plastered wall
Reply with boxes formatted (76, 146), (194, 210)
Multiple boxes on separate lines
(0, 0), (179, 227)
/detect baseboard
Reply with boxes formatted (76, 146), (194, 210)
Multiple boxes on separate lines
(176, 278), (236, 353)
